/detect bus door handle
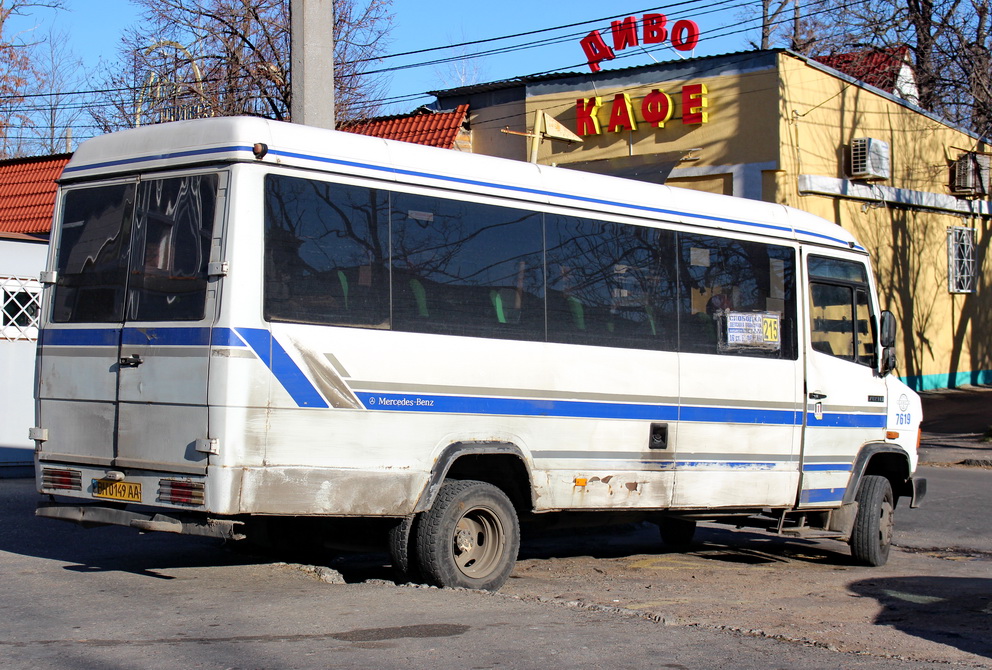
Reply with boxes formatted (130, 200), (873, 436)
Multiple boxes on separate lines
(808, 392), (826, 421)
(119, 353), (144, 367)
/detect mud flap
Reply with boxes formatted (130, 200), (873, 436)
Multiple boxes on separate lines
(827, 501), (859, 540)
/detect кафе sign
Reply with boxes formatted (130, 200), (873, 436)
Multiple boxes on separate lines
(575, 14), (708, 137)
(575, 86), (709, 136)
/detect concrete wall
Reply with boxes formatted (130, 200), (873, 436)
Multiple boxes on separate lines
(1, 237), (47, 475)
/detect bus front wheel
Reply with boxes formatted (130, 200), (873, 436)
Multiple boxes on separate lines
(850, 475), (894, 566)
(414, 479), (519, 591)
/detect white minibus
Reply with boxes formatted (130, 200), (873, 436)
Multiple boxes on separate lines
(34, 117), (926, 591)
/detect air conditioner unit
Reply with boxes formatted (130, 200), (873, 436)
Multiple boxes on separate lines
(951, 153), (991, 196)
(848, 138), (890, 180)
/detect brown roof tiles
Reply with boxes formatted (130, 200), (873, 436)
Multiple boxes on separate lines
(0, 154), (70, 235)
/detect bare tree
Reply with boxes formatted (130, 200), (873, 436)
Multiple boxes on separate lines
(92, 0), (392, 131)
(749, 0), (992, 139)
(0, 0), (65, 156)
(24, 25), (85, 153)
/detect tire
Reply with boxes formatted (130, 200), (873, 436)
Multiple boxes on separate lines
(388, 515), (420, 582)
(850, 475), (894, 566)
(413, 479), (520, 591)
(659, 517), (697, 549)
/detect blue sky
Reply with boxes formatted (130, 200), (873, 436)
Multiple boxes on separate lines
(9, 0), (759, 119)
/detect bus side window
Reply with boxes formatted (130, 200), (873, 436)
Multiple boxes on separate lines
(389, 192), (544, 340)
(807, 256), (875, 367)
(678, 233), (796, 359)
(810, 283), (854, 360)
(263, 175), (390, 328)
(545, 214), (678, 351)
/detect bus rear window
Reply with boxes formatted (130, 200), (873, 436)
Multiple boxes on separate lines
(52, 175), (218, 323)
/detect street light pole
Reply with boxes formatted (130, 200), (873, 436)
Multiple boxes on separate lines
(290, 0), (335, 129)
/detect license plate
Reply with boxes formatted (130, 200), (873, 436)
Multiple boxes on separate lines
(92, 479), (142, 502)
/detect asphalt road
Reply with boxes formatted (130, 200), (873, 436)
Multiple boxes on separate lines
(896, 465), (992, 553)
(2, 467), (989, 669)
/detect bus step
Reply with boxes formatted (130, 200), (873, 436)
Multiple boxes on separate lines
(779, 527), (846, 539)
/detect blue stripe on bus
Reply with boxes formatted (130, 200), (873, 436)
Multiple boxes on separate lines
(268, 147), (829, 244)
(41, 327), (247, 348)
(801, 463), (854, 472)
(807, 412), (887, 428)
(234, 327), (329, 408)
(676, 460), (779, 470)
(800, 488), (845, 504)
(40, 328), (121, 346)
(355, 392), (680, 421)
(122, 326), (213, 346)
(679, 404), (801, 425)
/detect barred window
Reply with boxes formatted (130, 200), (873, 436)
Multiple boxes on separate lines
(947, 227), (976, 294)
(1, 276), (42, 341)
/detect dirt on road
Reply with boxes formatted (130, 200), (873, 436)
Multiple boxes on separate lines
(498, 522), (991, 667)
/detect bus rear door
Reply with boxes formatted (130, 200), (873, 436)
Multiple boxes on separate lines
(38, 173), (223, 476)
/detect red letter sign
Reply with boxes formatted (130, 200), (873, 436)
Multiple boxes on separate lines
(576, 97), (603, 135)
(611, 16), (639, 51)
(607, 93), (638, 133)
(671, 20), (700, 51)
(642, 89), (674, 127)
(580, 31), (615, 73)
(642, 14), (668, 44)
(682, 83), (708, 124)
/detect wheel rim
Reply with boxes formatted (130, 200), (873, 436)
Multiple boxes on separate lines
(451, 505), (505, 579)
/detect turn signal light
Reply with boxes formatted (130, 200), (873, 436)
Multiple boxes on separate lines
(158, 479), (205, 506)
(42, 468), (82, 491)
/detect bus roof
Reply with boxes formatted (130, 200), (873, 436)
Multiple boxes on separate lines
(63, 116), (862, 252)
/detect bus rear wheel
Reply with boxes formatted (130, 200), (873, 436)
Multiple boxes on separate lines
(850, 475), (894, 566)
(414, 479), (519, 591)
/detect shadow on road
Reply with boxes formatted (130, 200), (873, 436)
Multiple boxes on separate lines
(920, 386), (992, 434)
(5, 473), (866, 585)
(1, 478), (262, 578)
(849, 576), (992, 660)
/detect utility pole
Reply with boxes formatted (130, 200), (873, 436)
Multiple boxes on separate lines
(291, 0), (335, 129)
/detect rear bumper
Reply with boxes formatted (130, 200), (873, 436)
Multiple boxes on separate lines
(36, 500), (245, 540)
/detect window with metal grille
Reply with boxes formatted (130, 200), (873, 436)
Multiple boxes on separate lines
(1, 276), (42, 340)
(947, 227), (976, 294)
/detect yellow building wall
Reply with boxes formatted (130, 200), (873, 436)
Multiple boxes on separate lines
(776, 52), (992, 390)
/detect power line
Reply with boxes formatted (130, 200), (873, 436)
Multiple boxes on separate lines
(0, 0), (862, 137)
(0, 0), (742, 105)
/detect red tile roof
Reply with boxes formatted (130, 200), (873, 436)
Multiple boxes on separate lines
(815, 46), (911, 93)
(0, 154), (70, 235)
(340, 104), (470, 149)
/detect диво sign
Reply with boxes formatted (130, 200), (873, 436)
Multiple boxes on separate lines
(580, 14), (700, 73)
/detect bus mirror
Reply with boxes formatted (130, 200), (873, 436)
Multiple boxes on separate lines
(880, 347), (897, 377)
(879, 311), (897, 376)
(879, 311), (896, 348)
